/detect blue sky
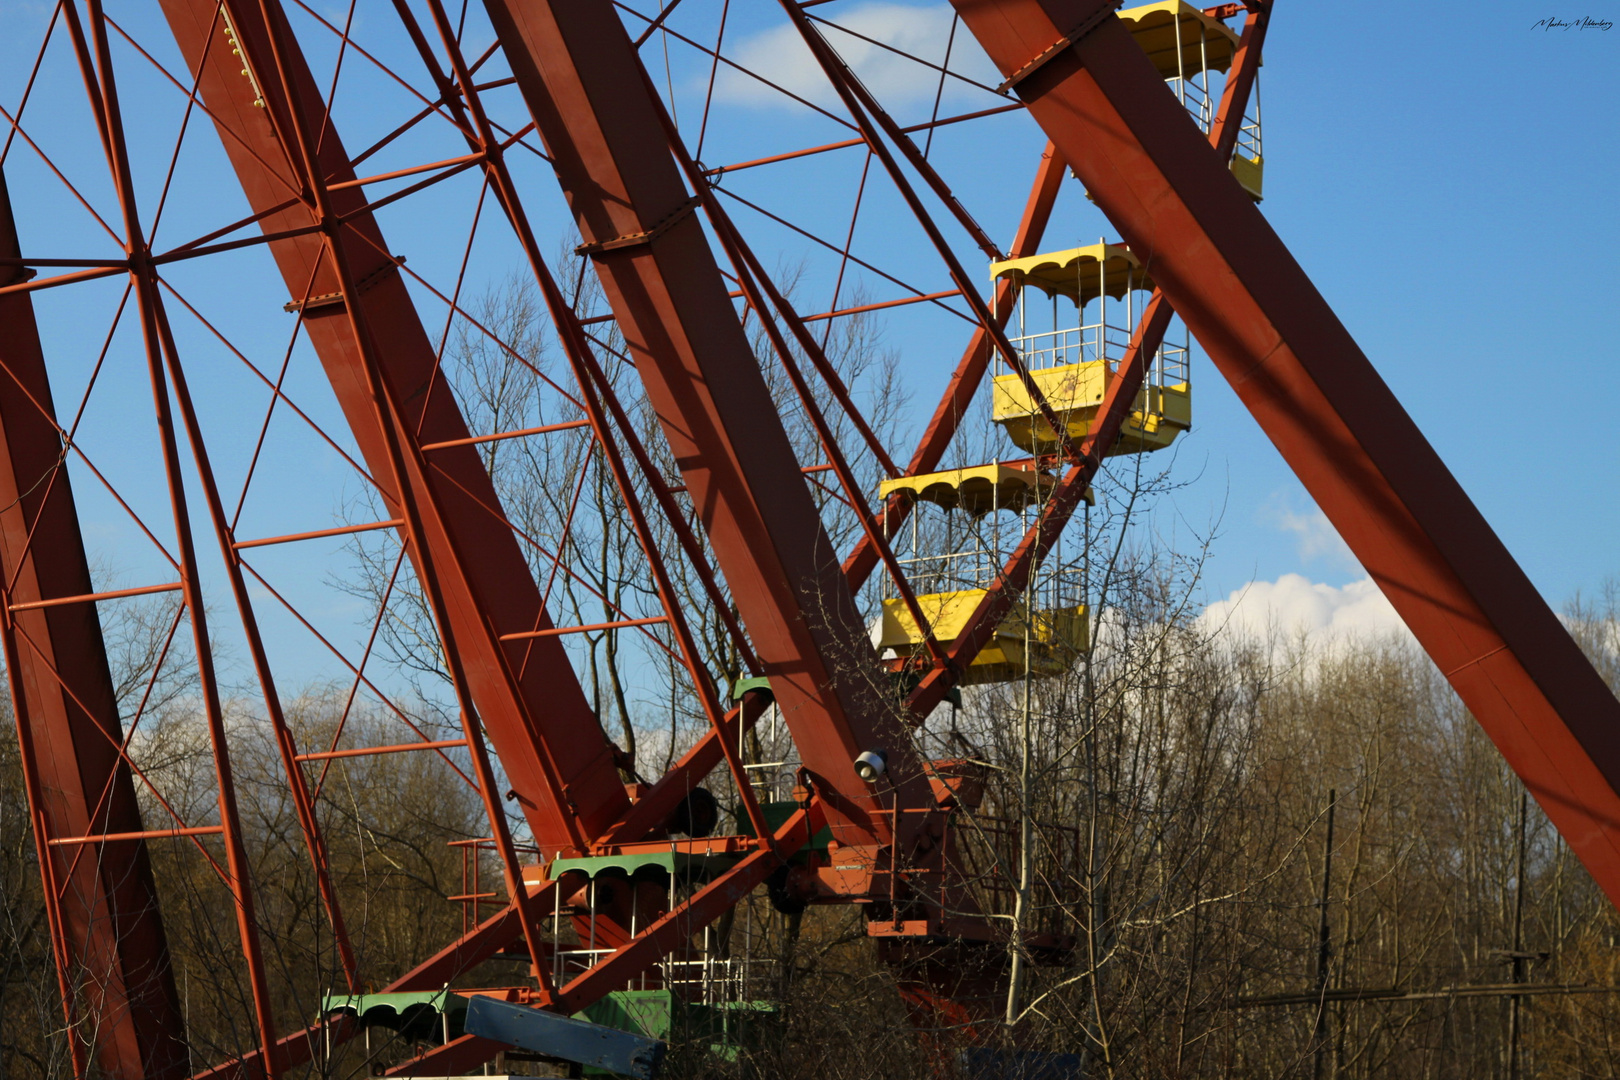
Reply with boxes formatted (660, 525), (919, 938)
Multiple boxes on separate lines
(1177, 3), (1619, 629)
(0, 0), (1615, 695)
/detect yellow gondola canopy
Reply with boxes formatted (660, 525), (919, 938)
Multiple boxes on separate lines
(879, 464), (1086, 516)
(1117, 1), (1243, 80)
(990, 243), (1154, 306)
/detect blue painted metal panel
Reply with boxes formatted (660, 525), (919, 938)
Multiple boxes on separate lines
(463, 995), (666, 1079)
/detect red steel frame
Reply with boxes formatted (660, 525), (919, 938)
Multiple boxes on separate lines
(483, 0), (930, 850)
(7, 1), (1620, 1077)
(0, 169), (189, 1080)
(156, 0), (632, 860)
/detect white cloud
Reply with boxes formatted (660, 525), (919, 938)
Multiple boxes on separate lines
(714, 3), (999, 112)
(1199, 574), (1411, 647)
(1263, 493), (1358, 572)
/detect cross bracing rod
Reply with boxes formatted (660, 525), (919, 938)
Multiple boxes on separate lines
(63, 0), (286, 1061)
(190, 880), (565, 1080)
(642, 91), (950, 672)
(154, 0), (631, 852)
(596, 137), (1073, 852)
(778, 0), (1086, 471)
(223, 0), (564, 995)
(841, 142), (1066, 589)
(379, 0), (773, 849)
(907, 293), (1173, 719)
(949, 0), (1620, 906)
(152, 257), (361, 996)
(701, 2), (1265, 736)
(1, 1), (1486, 1075)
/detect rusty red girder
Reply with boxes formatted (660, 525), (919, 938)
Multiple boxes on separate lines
(0, 169), (188, 1080)
(620, 140), (1074, 834)
(948, 0), (1620, 905)
(383, 0), (774, 851)
(842, 142), (1066, 588)
(483, 0), (929, 848)
(154, 0), (630, 855)
(67, 0), (287, 1062)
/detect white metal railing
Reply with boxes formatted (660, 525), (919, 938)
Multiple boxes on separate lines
(1235, 111), (1262, 162)
(1170, 74), (1216, 134)
(1175, 79), (1264, 163)
(550, 947), (777, 1006)
(1007, 320), (1138, 371)
(893, 547), (1004, 598)
(662, 956), (777, 1007)
(1156, 341), (1190, 386)
(878, 542), (1086, 618)
(1164, 33), (1263, 167)
(744, 765), (795, 805)
(998, 327), (1189, 412)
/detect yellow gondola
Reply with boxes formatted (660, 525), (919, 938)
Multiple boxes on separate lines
(987, 245), (1191, 455)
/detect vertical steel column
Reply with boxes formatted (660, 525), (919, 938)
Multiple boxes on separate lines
(950, 0), (1620, 904)
(155, 0), (630, 850)
(63, 0), (282, 1064)
(224, 0), (561, 992)
(0, 170), (188, 1080)
(154, 278), (360, 993)
(485, 0), (921, 845)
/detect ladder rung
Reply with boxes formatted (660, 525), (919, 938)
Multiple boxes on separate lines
(669, 464), (829, 494)
(799, 288), (960, 324)
(10, 581), (183, 612)
(499, 616), (667, 642)
(48, 825), (223, 846)
(419, 418), (590, 452)
(295, 738), (468, 763)
(234, 519), (403, 550)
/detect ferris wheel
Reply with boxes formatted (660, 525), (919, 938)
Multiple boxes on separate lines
(1, 2), (1614, 1078)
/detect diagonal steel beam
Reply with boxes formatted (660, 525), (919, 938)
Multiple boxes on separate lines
(0, 170), (189, 1080)
(606, 142), (1070, 839)
(188, 880), (561, 1080)
(485, 0), (926, 846)
(843, 142), (1066, 588)
(950, 0), (1620, 904)
(154, 0), (630, 850)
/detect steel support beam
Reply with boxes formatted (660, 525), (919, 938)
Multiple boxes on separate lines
(485, 0), (920, 844)
(156, 0), (629, 849)
(189, 881), (562, 1080)
(0, 171), (188, 1080)
(606, 142), (1070, 837)
(949, 0), (1620, 903)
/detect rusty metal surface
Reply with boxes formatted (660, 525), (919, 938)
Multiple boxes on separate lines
(485, 0), (920, 846)
(14, 0), (1620, 1074)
